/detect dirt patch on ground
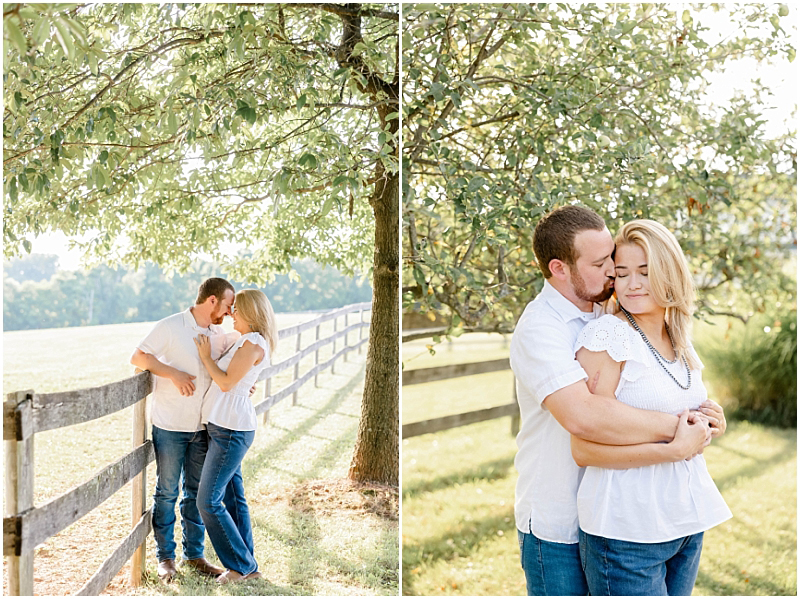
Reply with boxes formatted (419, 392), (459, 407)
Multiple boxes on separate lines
(290, 479), (399, 521)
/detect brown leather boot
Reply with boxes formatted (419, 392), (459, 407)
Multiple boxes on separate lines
(216, 569), (245, 584)
(183, 557), (225, 577)
(157, 559), (177, 583)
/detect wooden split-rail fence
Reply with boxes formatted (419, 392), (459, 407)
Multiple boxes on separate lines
(3, 301), (371, 596)
(402, 355), (519, 439)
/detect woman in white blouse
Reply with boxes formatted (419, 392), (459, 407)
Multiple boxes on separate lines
(571, 220), (731, 596)
(193, 289), (278, 584)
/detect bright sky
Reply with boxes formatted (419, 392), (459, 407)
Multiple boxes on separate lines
(28, 5), (798, 271)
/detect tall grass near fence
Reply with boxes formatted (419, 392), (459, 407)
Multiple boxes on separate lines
(695, 312), (797, 428)
(402, 333), (797, 596)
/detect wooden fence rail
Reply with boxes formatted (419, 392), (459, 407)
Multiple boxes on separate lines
(3, 302), (371, 596)
(402, 356), (519, 439)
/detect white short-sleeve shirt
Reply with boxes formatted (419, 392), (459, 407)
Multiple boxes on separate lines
(136, 308), (225, 432)
(509, 280), (602, 544)
(201, 332), (271, 431)
(574, 315), (732, 542)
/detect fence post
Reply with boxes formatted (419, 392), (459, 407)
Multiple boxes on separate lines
(292, 331), (302, 405)
(262, 378), (271, 425)
(510, 376), (520, 437)
(4, 390), (35, 597)
(344, 312), (350, 362)
(129, 380), (147, 587)
(358, 309), (364, 354)
(314, 324), (321, 387)
(332, 316), (338, 375)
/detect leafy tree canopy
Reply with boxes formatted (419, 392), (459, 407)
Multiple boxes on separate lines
(5, 2), (400, 486)
(4, 2), (398, 282)
(403, 3), (796, 334)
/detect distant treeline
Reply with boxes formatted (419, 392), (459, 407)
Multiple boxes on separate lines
(3, 254), (372, 331)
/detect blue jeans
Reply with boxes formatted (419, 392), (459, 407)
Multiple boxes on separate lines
(197, 423), (258, 576)
(151, 426), (208, 562)
(519, 529), (588, 596)
(580, 529), (704, 596)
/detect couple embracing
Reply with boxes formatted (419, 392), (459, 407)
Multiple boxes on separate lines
(511, 206), (732, 596)
(131, 278), (278, 584)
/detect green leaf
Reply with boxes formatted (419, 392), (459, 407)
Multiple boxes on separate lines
(31, 17), (49, 46)
(297, 94), (307, 110)
(467, 176), (485, 192)
(5, 18), (27, 55)
(9, 176), (18, 203)
(95, 166), (106, 188)
(53, 17), (75, 60)
(88, 51), (98, 75)
(167, 112), (178, 134)
(275, 171), (290, 195)
(332, 174), (349, 187)
(299, 153), (318, 169)
(22, 239), (32, 254)
(320, 197), (334, 217)
(235, 104), (256, 124)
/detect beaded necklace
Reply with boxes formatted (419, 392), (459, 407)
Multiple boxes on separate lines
(619, 305), (692, 390)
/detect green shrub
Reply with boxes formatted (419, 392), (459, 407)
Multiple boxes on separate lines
(699, 310), (797, 428)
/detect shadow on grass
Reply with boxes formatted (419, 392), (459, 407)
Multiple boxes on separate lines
(403, 456), (515, 499)
(724, 513), (796, 557)
(243, 362), (397, 594)
(242, 363), (366, 483)
(144, 565), (302, 596)
(710, 433), (796, 493)
(695, 559), (795, 596)
(288, 487), (322, 590)
(249, 486), (398, 596)
(402, 508), (516, 596)
(139, 364), (377, 596)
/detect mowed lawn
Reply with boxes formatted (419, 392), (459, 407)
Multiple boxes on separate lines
(402, 334), (797, 596)
(3, 315), (398, 596)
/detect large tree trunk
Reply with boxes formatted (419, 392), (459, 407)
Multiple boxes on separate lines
(334, 3), (399, 486)
(349, 167), (399, 485)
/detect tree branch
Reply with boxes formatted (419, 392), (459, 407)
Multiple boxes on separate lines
(286, 3), (399, 21)
(408, 4), (511, 163)
(63, 33), (220, 130)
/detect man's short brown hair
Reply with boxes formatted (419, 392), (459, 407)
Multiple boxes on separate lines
(196, 277), (235, 305)
(533, 205), (606, 278)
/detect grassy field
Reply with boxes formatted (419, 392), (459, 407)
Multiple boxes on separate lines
(3, 314), (398, 596)
(402, 332), (797, 596)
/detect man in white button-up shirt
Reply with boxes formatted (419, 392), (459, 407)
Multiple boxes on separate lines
(510, 206), (708, 595)
(131, 277), (235, 582)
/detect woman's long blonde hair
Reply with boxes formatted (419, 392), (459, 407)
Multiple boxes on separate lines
(614, 220), (699, 370)
(235, 289), (278, 354)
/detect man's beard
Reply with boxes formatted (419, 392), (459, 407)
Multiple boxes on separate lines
(210, 310), (226, 325)
(571, 269), (614, 304)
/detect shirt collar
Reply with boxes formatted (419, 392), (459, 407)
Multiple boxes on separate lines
(540, 280), (602, 323)
(182, 307), (212, 333)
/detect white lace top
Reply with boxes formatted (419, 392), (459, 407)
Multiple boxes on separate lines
(574, 314), (732, 543)
(200, 332), (270, 432)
